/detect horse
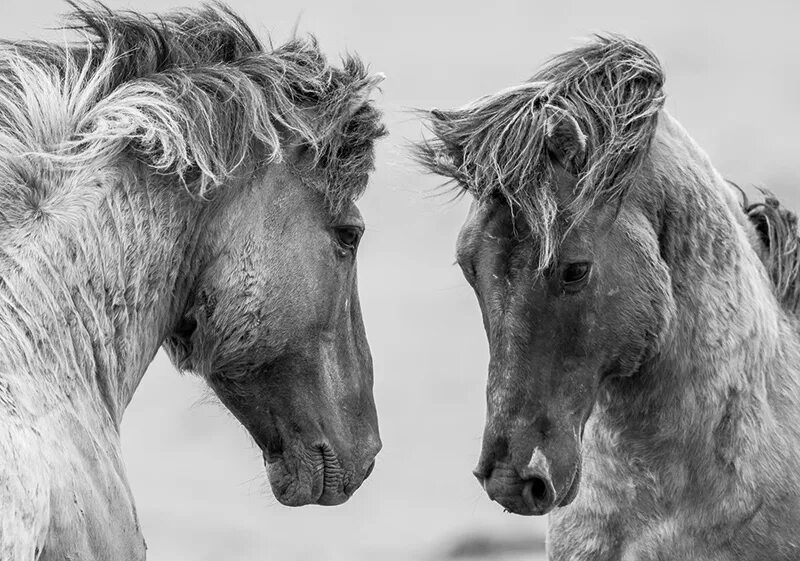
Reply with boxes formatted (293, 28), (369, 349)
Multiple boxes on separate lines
(415, 35), (800, 560)
(0, 4), (385, 560)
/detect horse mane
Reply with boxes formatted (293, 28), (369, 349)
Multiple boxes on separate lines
(738, 186), (800, 314)
(0, 2), (385, 209)
(414, 34), (665, 269)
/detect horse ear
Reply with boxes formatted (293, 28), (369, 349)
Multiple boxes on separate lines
(344, 72), (385, 121)
(425, 108), (464, 168)
(543, 107), (587, 174)
(430, 108), (449, 122)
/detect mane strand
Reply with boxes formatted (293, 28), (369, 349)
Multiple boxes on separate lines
(0, 2), (385, 212)
(742, 189), (800, 314)
(414, 34), (665, 269)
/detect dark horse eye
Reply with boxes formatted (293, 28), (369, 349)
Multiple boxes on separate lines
(334, 226), (362, 250)
(561, 262), (592, 285)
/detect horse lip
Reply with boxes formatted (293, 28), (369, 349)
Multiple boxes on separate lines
(315, 443), (350, 505)
(262, 448), (282, 465)
(262, 449), (327, 506)
(500, 496), (552, 516)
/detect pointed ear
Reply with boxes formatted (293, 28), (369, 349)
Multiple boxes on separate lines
(343, 72), (385, 121)
(427, 108), (464, 167)
(543, 107), (587, 174)
(430, 108), (450, 122)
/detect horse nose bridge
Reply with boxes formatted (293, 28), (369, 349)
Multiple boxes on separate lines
(485, 361), (552, 425)
(486, 328), (561, 413)
(479, 408), (552, 465)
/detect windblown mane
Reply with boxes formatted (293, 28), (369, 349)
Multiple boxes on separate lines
(414, 35), (665, 269)
(0, 2), (385, 210)
(741, 188), (800, 314)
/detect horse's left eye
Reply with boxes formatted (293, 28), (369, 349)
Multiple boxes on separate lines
(561, 262), (592, 285)
(334, 226), (362, 250)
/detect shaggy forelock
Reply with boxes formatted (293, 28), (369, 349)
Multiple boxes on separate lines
(415, 34), (665, 269)
(0, 1), (386, 209)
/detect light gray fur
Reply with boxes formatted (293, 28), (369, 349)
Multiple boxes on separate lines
(0, 4), (384, 560)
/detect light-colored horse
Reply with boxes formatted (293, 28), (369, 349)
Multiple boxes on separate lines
(417, 35), (800, 560)
(0, 5), (385, 560)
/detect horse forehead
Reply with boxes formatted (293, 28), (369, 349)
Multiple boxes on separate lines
(460, 199), (518, 243)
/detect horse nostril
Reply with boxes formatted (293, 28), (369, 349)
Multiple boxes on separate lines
(529, 476), (548, 502)
(364, 460), (376, 480)
(522, 475), (554, 511)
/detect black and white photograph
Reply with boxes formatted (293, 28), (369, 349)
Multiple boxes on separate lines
(1, 1), (799, 560)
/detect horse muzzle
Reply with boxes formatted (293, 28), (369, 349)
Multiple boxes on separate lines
(264, 440), (378, 506)
(474, 447), (582, 516)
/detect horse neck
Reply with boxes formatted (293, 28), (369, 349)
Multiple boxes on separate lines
(594, 114), (800, 480)
(0, 164), (201, 430)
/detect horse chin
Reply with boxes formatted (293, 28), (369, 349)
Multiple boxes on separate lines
(263, 444), (351, 507)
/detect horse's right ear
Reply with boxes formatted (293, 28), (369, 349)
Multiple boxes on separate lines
(343, 72), (386, 122)
(425, 108), (464, 167)
(543, 107), (587, 175)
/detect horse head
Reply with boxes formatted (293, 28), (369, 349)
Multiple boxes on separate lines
(165, 133), (385, 506)
(131, 8), (389, 506)
(416, 36), (672, 515)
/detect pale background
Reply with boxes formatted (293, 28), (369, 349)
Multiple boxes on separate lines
(4, 1), (800, 560)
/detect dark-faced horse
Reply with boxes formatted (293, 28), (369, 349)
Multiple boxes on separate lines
(0, 5), (385, 560)
(417, 36), (800, 560)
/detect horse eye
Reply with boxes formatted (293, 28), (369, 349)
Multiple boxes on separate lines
(561, 262), (591, 285)
(334, 226), (362, 250)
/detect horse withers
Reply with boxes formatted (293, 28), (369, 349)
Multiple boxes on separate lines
(416, 36), (800, 559)
(0, 5), (384, 560)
